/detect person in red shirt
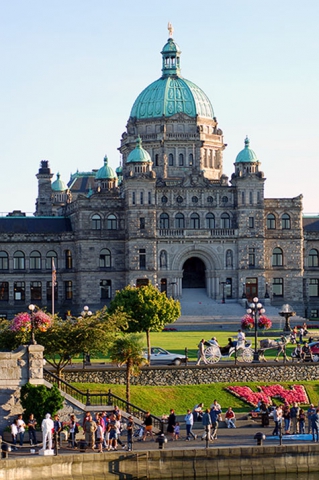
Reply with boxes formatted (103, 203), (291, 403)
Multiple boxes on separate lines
(225, 407), (236, 428)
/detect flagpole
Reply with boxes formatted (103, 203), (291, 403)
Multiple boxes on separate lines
(52, 258), (55, 317)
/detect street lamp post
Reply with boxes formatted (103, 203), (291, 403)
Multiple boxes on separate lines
(28, 304), (36, 345)
(220, 281), (226, 304)
(81, 306), (92, 368)
(246, 297), (265, 363)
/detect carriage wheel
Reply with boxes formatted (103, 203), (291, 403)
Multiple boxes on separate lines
(242, 347), (254, 363)
(204, 346), (221, 364)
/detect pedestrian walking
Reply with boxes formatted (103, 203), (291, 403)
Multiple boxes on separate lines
(126, 416), (134, 451)
(196, 339), (207, 365)
(311, 408), (319, 442)
(185, 409), (197, 441)
(202, 408), (212, 442)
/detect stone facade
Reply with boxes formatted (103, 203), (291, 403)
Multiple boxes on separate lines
(0, 33), (319, 319)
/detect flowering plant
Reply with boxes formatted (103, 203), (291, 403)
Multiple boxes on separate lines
(257, 315), (272, 330)
(11, 310), (52, 333)
(241, 314), (254, 330)
(226, 384), (309, 407)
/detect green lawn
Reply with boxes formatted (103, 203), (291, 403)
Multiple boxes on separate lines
(70, 330), (296, 363)
(72, 381), (319, 417)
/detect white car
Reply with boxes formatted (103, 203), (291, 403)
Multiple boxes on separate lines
(143, 347), (187, 366)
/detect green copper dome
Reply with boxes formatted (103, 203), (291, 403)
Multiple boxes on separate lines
(95, 155), (116, 179)
(127, 137), (152, 163)
(235, 137), (258, 163)
(52, 173), (67, 192)
(130, 36), (214, 120)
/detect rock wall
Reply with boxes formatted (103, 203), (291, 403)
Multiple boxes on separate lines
(61, 363), (319, 386)
(0, 345), (44, 430)
(1, 444), (319, 479)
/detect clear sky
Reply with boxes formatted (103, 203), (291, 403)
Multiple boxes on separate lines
(1, 0), (318, 214)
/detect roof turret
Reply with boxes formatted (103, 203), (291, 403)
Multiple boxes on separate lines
(235, 137), (258, 163)
(51, 173), (67, 192)
(127, 137), (152, 163)
(95, 155), (116, 180)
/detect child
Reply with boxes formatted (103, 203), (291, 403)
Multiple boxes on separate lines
(299, 408), (306, 434)
(174, 422), (180, 440)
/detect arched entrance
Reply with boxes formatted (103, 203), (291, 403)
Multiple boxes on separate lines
(182, 257), (206, 288)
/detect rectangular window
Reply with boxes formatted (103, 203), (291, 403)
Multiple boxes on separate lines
(309, 279), (319, 297)
(0, 282), (9, 301)
(140, 192), (144, 205)
(272, 278), (283, 297)
(310, 309), (319, 318)
(132, 192), (136, 205)
(139, 249), (146, 269)
(148, 192), (152, 205)
(249, 248), (255, 267)
(30, 281), (42, 301)
(14, 282), (25, 301)
(64, 281), (73, 300)
(249, 217), (254, 229)
(100, 280), (111, 299)
(140, 218), (145, 230)
(47, 281), (58, 301)
(65, 250), (73, 269)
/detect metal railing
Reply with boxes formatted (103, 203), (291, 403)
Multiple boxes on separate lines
(44, 368), (164, 432)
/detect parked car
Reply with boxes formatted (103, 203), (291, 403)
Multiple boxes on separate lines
(308, 341), (319, 362)
(143, 347), (187, 365)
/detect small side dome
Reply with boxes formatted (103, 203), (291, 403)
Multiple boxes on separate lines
(95, 155), (116, 180)
(127, 137), (152, 163)
(235, 137), (258, 163)
(52, 173), (67, 192)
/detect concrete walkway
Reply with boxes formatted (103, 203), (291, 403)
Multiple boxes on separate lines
(167, 288), (306, 331)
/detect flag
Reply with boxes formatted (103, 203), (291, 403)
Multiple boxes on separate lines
(52, 258), (57, 286)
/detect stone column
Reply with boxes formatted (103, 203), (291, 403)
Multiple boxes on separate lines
(28, 345), (45, 385)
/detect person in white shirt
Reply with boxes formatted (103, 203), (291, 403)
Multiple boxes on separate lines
(17, 414), (26, 446)
(41, 413), (54, 450)
(11, 419), (18, 450)
(237, 329), (246, 348)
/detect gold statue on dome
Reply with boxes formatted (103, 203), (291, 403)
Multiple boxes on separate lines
(168, 22), (174, 38)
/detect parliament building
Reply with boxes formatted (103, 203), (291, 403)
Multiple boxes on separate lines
(1, 30), (319, 319)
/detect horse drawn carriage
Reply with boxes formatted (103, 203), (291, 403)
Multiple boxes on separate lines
(203, 339), (254, 364)
(203, 335), (290, 364)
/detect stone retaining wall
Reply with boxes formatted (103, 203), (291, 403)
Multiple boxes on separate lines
(62, 363), (319, 386)
(1, 445), (319, 479)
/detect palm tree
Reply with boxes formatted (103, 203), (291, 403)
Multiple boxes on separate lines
(108, 333), (146, 404)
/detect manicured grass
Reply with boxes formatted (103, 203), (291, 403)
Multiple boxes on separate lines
(70, 330), (296, 363)
(72, 381), (319, 416)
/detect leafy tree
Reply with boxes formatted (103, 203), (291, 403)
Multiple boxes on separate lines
(109, 284), (181, 363)
(108, 333), (145, 404)
(20, 383), (64, 425)
(0, 307), (128, 377)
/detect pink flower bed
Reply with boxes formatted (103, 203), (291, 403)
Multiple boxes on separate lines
(227, 384), (309, 406)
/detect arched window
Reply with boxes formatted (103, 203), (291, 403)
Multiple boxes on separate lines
(155, 154), (159, 166)
(13, 251), (25, 270)
(206, 213), (215, 229)
(309, 249), (319, 267)
(46, 251), (57, 270)
(249, 192), (253, 204)
(99, 248), (111, 268)
(92, 214), (102, 230)
(30, 251), (41, 270)
(242, 192), (245, 204)
(168, 153), (174, 166)
(281, 213), (291, 229)
(179, 153), (184, 166)
(160, 213), (169, 229)
(221, 213), (230, 229)
(272, 247), (283, 267)
(189, 153), (193, 166)
(107, 214), (117, 230)
(65, 250), (72, 269)
(190, 213), (200, 229)
(0, 251), (9, 270)
(267, 214), (276, 229)
(175, 213), (185, 229)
